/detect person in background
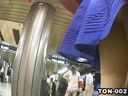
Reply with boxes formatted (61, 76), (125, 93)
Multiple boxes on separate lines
(57, 76), (68, 96)
(63, 65), (80, 96)
(0, 65), (2, 81)
(85, 69), (95, 96)
(51, 80), (56, 96)
(0, 64), (4, 82)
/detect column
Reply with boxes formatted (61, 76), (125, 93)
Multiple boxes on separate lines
(12, 2), (55, 96)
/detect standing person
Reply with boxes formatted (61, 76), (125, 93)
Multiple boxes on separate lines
(85, 69), (94, 96)
(63, 65), (80, 96)
(51, 81), (56, 96)
(0, 65), (4, 82)
(57, 77), (68, 96)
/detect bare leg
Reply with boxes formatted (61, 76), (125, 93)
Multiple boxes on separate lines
(85, 86), (93, 96)
(72, 92), (77, 96)
(65, 92), (71, 96)
(100, 19), (128, 88)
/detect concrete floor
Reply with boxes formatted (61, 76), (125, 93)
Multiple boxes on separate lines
(0, 82), (11, 96)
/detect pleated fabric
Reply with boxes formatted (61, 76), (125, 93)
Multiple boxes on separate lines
(59, 0), (97, 61)
(75, 0), (126, 53)
(58, 0), (126, 68)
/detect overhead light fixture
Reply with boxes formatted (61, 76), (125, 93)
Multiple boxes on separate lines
(77, 57), (88, 63)
(57, 67), (68, 74)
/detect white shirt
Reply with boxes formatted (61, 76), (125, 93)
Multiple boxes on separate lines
(0, 67), (4, 73)
(63, 70), (80, 91)
(86, 73), (94, 86)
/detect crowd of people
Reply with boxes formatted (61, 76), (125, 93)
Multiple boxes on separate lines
(0, 64), (12, 83)
(46, 65), (95, 96)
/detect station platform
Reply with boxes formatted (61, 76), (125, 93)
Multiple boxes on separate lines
(0, 83), (11, 96)
(0, 82), (99, 96)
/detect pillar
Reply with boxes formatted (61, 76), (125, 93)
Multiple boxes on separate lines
(12, 2), (55, 96)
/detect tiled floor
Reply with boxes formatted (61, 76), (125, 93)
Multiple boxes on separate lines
(0, 82), (11, 96)
(0, 82), (98, 96)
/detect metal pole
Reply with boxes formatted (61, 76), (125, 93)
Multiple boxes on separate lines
(12, 2), (55, 96)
